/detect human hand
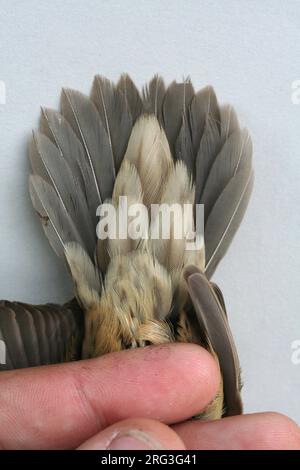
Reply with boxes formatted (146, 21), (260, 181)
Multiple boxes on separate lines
(0, 344), (299, 450)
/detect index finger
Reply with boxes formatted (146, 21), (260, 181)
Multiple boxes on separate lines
(0, 343), (219, 449)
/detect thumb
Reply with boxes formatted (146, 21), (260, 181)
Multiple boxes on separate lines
(78, 418), (186, 450)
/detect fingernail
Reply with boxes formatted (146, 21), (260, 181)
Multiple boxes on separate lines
(107, 430), (164, 450)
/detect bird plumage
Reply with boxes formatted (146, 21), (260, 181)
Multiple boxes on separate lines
(0, 74), (254, 420)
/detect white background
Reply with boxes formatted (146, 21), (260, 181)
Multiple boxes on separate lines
(0, 0), (299, 423)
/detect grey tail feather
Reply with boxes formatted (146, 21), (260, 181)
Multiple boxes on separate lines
(117, 73), (144, 123)
(29, 130), (95, 256)
(162, 78), (194, 156)
(205, 169), (254, 278)
(61, 88), (115, 203)
(185, 268), (243, 416)
(91, 75), (133, 172)
(29, 74), (253, 283)
(142, 74), (166, 123)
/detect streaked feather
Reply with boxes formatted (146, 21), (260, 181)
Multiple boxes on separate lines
(150, 161), (199, 293)
(112, 185), (146, 259)
(103, 252), (173, 324)
(64, 242), (101, 309)
(112, 160), (143, 204)
(123, 114), (172, 207)
(96, 161), (145, 268)
(107, 201), (133, 259)
(65, 242), (102, 293)
(158, 160), (194, 206)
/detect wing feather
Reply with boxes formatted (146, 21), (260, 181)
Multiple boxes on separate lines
(0, 300), (83, 371)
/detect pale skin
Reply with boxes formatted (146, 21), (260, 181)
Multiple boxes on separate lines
(0, 344), (299, 450)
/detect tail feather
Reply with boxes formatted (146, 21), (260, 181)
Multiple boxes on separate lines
(117, 73), (144, 123)
(163, 79), (194, 155)
(220, 104), (240, 143)
(40, 107), (101, 227)
(189, 86), (220, 158)
(142, 74), (166, 123)
(201, 128), (252, 222)
(185, 268), (243, 417)
(195, 115), (222, 204)
(29, 175), (85, 257)
(39, 108), (86, 190)
(123, 114), (172, 207)
(175, 114), (194, 176)
(61, 88), (115, 204)
(29, 74), (253, 290)
(91, 75), (133, 172)
(97, 161), (145, 269)
(205, 169), (254, 278)
(150, 161), (202, 296)
(20, 74), (255, 421)
(64, 242), (101, 310)
(29, 131), (95, 256)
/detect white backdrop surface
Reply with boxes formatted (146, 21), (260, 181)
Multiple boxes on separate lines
(0, 0), (299, 423)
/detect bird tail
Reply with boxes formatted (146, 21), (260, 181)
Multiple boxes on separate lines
(29, 74), (253, 306)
